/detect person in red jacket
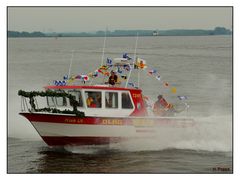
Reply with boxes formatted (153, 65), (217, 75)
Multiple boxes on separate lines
(153, 95), (174, 116)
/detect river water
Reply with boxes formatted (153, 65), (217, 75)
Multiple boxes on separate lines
(7, 36), (232, 173)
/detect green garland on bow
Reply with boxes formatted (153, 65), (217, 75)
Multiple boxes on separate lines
(18, 90), (85, 117)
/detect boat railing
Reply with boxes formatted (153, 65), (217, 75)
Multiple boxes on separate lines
(20, 96), (29, 112)
(18, 90), (85, 117)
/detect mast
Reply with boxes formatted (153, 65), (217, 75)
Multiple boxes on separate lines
(101, 28), (109, 84)
(125, 33), (139, 88)
(101, 28), (107, 66)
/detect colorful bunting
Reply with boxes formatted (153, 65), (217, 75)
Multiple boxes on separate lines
(128, 82), (135, 87)
(148, 69), (157, 75)
(55, 54), (182, 98)
(75, 75), (82, 79)
(171, 87), (177, 94)
(123, 64), (131, 71)
(88, 72), (93, 78)
(97, 69), (108, 76)
(81, 75), (89, 81)
(164, 82), (169, 87)
(66, 76), (75, 84)
(123, 53), (132, 60)
(156, 75), (161, 81)
(99, 65), (108, 70)
(104, 71), (110, 76)
(177, 96), (187, 100)
(106, 58), (112, 66)
(88, 70), (99, 78)
(121, 75), (127, 80)
(117, 66), (123, 74)
(63, 75), (68, 80)
(54, 80), (67, 86)
(93, 70), (98, 77)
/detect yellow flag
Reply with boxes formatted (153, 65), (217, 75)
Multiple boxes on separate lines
(67, 76), (75, 84)
(171, 87), (177, 94)
(88, 72), (93, 78)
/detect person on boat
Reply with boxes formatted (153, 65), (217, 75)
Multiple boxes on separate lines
(153, 95), (174, 116)
(139, 60), (145, 69)
(86, 93), (96, 108)
(108, 70), (118, 86)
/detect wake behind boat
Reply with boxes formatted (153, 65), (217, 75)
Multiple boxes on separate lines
(18, 37), (194, 147)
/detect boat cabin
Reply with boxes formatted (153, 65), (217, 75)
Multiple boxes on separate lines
(44, 85), (148, 117)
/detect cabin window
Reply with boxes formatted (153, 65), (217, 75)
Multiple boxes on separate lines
(47, 97), (67, 107)
(122, 92), (133, 109)
(85, 91), (102, 108)
(105, 92), (118, 108)
(55, 97), (67, 106)
(68, 90), (83, 107)
(47, 97), (56, 107)
(46, 90), (67, 107)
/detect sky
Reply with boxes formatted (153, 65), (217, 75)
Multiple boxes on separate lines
(7, 7), (232, 32)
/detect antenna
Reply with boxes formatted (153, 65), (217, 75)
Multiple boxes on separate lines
(90, 28), (107, 85)
(135, 33), (140, 88)
(101, 28), (107, 66)
(137, 66), (140, 88)
(133, 32), (139, 62)
(125, 33), (139, 88)
(68, 50), (75, 79)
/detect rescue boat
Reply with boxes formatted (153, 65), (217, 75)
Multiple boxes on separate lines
(19, 83), (193, 146)
(18, 37), (194, 146)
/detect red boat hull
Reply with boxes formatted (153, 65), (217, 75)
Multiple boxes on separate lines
(41, 136), (123, 146)
(20, 112), (194, 146)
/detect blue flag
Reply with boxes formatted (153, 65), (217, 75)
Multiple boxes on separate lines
(106, 58), (112, 66)
(63, 75), (68, 80)
(123, 64), (132, 71)
(117, 66), (123, 74)
(128, 82), (135, 87)
(123, 53), (132, 60)
(54, 80), (66, 86)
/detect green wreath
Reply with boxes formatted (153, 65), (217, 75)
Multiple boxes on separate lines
(18, 90), (85, 117)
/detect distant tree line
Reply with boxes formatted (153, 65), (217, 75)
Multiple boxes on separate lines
(8, 31), (46, 37)
(8, 27), (231, 38)
(157, 27), (232, 36)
